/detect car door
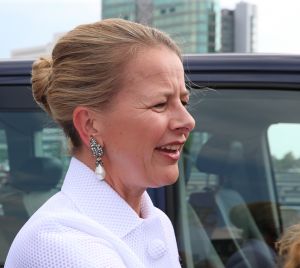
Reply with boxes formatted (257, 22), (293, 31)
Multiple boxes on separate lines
(170, 54), (300, 268)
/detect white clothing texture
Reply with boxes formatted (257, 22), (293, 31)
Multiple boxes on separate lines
(5, 157), (181, 268)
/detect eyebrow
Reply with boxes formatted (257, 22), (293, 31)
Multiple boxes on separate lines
(149, 89), (190, 99)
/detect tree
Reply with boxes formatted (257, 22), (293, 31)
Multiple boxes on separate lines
(272, 152), (299, 171)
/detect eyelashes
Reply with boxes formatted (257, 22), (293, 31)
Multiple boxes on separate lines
(152, 99), (189, 111)
(152, 102), (167, 112)
(153, 102), (167, 108)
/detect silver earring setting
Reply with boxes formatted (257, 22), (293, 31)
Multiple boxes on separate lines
(90, 136), (105, 180)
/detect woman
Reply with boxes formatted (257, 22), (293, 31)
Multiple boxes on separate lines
(5, 18), (195, 267)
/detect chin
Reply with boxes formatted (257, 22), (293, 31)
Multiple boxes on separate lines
(152, 169), (179, 187)
(163, 177), (179, 187)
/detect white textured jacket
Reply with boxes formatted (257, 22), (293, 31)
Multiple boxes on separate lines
(5, 158), (181, 268)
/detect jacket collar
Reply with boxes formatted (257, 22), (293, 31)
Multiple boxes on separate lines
(61, 157), (156, 238)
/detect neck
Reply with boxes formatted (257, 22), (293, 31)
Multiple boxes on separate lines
(104, 176), (145, 217)
(73, 149), (145, 216)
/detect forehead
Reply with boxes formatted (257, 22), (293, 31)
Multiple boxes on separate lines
(123, 47), (184, 87)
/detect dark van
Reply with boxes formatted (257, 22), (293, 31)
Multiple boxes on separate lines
(1, 54), (300, 267)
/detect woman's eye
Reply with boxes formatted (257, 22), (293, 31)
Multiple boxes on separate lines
(153, 102), (167, 109)
(181, 100), (189, 107)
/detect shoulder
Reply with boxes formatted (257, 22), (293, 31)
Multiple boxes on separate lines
(5, 212), (126, 268)
(152, 207), (178, 246)
(154, 207), (174, 230)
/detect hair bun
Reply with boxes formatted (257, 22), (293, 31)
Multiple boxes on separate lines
(31, 57), (53, 114)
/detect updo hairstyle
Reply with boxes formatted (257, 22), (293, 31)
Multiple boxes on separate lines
(31, 18), (181, 152)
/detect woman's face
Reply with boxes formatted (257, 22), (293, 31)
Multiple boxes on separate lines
(98, 46), (195, 191)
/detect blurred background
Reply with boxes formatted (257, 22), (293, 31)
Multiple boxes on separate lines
(1, 0), (300, 59)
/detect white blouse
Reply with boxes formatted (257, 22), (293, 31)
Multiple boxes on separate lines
(5, 157), (181, 268)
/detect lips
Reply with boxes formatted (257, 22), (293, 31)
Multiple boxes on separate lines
(158, 144), (181, 151)
(155, 142), (184, 160)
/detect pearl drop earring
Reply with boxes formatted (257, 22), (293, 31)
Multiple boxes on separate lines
(89, 136), (105, 180)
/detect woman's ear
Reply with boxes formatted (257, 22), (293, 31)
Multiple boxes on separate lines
(73, 106), (103, 148)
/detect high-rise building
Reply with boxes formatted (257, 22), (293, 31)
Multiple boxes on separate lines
(221, 9), (234, 52)
(234, 1), (257, 53)
(102, 0), (221, 53)
(221, 1), (257, 53)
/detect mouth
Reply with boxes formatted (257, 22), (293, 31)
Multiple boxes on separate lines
(155, 142), (184, 161)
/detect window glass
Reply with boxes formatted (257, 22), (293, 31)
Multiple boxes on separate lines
(176, 89), (300, 267)
(268, 123), (300, 229)
(0, 130), (9, 187)
(0, 111), (69, 263)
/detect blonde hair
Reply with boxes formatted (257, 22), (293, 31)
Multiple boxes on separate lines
(276, 224), (300, 268)
(31, 18), (181, 151)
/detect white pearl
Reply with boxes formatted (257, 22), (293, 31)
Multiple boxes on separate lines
(95, 165), (105, 181)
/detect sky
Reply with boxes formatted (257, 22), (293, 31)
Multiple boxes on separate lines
(1, 0), (300, 58)
(268, 124), (300, 159)
(1, 0), (101, 58)
(222, 0), (300, 54)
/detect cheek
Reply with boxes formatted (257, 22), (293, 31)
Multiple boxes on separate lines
(116, 115), (167, 146)
(103, 113), (169, 162)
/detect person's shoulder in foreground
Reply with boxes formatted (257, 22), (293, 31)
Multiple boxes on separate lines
(5, 18), (195, 267)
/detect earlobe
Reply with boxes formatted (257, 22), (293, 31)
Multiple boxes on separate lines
(73, 106), (102, 148)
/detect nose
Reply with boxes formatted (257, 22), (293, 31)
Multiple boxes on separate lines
(170, 103), (195, 136)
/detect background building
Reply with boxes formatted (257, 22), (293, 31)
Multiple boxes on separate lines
(234, 1), (257, 52)
(102, 0), (221, 53)
(221, 9), (234, 52)
(221, 1), (257, 53)
(11, 0), (257, 58)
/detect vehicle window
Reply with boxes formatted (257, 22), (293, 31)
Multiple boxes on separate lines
(0, 111), (69, 263)
(177, 89), (300, 267)
(0, 130), (9, 187)
(268, 124), (300, 229)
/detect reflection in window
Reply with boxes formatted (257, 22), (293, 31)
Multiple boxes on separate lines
(0, 130), (9, 186)
(0, 112), (69, 263)
(177, 89), (293, 267)
(268, 123), (300, 228)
